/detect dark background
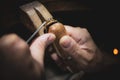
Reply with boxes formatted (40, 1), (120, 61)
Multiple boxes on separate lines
(0, 0), (120, 80)
(0, 0), (120, 56)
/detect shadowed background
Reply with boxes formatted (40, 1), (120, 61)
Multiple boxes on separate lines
(0, 0), (120, 80)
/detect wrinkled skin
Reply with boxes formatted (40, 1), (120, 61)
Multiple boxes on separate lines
(0, 33), (56, 80)
(0, 25), (114, 80)
(51, 25), (103, 72)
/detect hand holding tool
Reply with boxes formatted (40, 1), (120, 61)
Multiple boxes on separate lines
(20, 1), (79, 73)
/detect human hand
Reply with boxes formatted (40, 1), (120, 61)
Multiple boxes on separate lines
(51, 25), (103, 73)
(0, 33), (55, 80)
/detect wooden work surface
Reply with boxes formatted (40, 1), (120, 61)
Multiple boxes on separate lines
(0, 0), (120, 52)
(0, 0), (92, 32)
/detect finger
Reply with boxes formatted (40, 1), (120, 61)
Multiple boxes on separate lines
(51, 53), (68, 71)
(64, 26), (96, 59)
(64, 25), (91, 44)
(51, 53), (64, 67)
(30, 33), (56, 66)
(60, 35), (94, 65)
(0, 34), (30, 63)
(51, 53), (59, 61)
(64, 25), (82, 40)
(0, 34), (37, 79)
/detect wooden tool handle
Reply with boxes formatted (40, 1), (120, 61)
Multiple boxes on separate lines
(48, 22), (69, 58)
(19, 1), (79, 73)
(48, 22), (79, 73)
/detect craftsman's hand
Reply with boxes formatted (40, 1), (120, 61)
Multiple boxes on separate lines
(51, 25), (103, 72)
(0, 33), (55, 80)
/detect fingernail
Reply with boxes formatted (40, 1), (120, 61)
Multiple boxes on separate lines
(60, 36), (71, 48)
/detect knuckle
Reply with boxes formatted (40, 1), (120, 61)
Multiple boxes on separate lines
(76, 27), (88, 34)
(0, 33), (28, 53)
(0, 34), (30, 62)
(18, 42), (28, 51)
(0, 34), (19, 47)
(75, 27), (81, 30)
(82, 28), (88, 32)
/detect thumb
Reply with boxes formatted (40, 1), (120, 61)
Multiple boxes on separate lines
(30, 33), (56, 66)
(60, 36), (91, 64)
(59, 35), (79, 58)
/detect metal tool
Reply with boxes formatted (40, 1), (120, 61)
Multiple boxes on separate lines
(26, 21), (46, 43)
